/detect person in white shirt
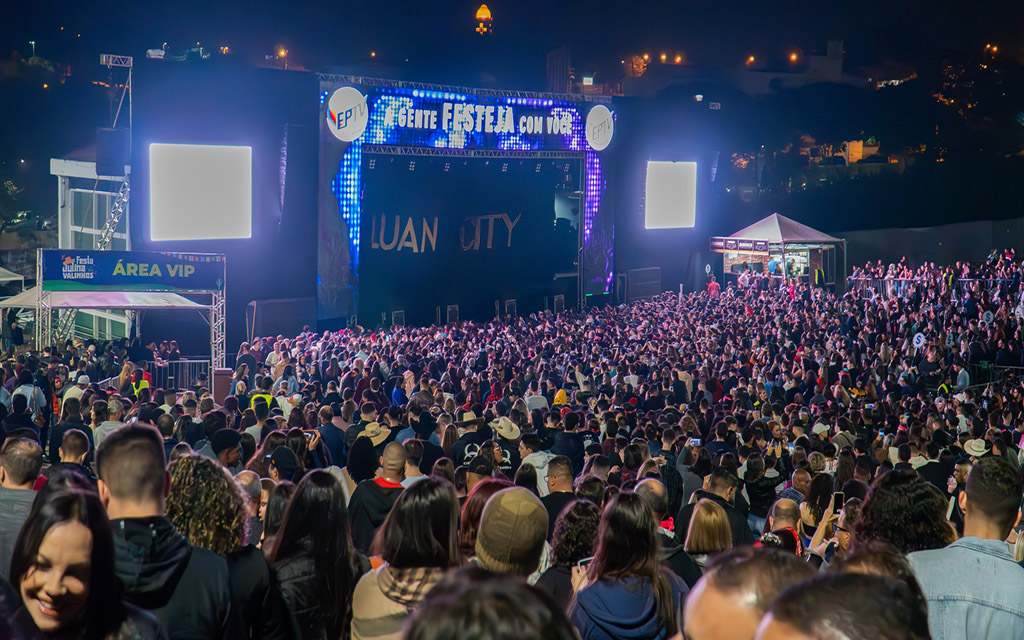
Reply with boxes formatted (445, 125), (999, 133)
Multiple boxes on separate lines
(265, 341), (282, 368)
(93, 397), (126, 448)
(525, 380), (549, 412)
(61, 375), (90, 413)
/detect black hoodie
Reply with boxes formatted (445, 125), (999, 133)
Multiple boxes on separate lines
(111, 516), (241, 639)
(347, 479), (404, 554)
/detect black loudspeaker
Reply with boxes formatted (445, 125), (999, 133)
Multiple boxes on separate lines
(96, 127), (130, 177)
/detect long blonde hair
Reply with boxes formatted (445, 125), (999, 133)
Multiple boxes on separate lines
(684, 499), (732, 555)
(117, 361), (134, 388)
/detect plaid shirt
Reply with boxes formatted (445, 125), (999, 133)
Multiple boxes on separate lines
(378, 564), (445, 608)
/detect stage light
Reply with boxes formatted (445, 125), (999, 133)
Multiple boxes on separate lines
(645, 161), (697, 229)
(149, 143), (252, 241)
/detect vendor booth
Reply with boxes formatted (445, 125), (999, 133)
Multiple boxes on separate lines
(711, 213), (846, 291)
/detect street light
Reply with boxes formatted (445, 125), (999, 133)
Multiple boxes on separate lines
(28, 41), (36, 58)
(789, 52), (798, 62)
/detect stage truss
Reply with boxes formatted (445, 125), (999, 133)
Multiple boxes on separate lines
(362, 144), (585, 160)
(317, 74), (612, 105)
(34, 251), (227, 369)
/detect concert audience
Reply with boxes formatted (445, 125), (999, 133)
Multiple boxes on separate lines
(4, 250), (1024, 638)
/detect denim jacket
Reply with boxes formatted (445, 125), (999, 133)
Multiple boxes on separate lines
(908, 537), (1024, 640)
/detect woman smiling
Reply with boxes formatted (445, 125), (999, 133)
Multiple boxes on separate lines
(9, 489), (165, 639)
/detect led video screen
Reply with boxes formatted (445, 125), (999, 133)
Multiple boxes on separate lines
(645, 161), (697, 229)
(149, 143), (252, 241)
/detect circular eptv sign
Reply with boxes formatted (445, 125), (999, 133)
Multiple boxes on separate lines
(326, 87), (369, 142)
(585, 104), (614, 151)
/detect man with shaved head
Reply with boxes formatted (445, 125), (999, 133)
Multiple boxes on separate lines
(636, 478), (703, 588)
(348, 439), (408, 553)
(684, 547), (816, 640)
(777, 468), (812, 503)
(767, 498), (801, 533)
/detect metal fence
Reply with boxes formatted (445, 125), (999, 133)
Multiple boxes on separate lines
(965, 364), (1024, 389)
(147, 359), (210, 391)
(847, 276), (1017, 301)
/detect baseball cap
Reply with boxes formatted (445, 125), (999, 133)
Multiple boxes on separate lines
(468, 457), (494, 477)
(474, 487), (548, 576)
(270, 446), (301, 480)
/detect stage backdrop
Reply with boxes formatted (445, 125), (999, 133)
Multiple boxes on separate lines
(316, 78), (616, 325)
(360, 157), (565, 325)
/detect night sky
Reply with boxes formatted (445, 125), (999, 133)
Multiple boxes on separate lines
(3, 1), (1023, 81)
(2, 0), (1023, 225)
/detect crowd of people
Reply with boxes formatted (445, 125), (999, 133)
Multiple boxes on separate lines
(848, 249), (1024, 301)
(2, 250), (1024, 639)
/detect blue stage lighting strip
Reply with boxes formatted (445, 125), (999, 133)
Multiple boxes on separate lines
(331, 141), (363, 276)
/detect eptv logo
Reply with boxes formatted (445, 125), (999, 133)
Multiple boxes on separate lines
(327, 87), (369, 142)
(585, 104), (614, 151)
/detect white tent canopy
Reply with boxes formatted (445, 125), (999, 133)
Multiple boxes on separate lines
(0, 266), (25, 285)
(0, 286), (209, 310)
(728, 213), (842, 244)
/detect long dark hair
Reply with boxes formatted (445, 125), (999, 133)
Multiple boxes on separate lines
(269, 471), (358, 639)
(261, 481), (296, 552)
(586, 492), (677, 635)
(373, 477), (458, 569)
(834, 448), (855, 488)
(514, 462), (540, 497)
(12, 489), (124, 639)
(346, 436), (378, 483)
(804, 472), (835, 525)
(247, 430), (288, 477)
